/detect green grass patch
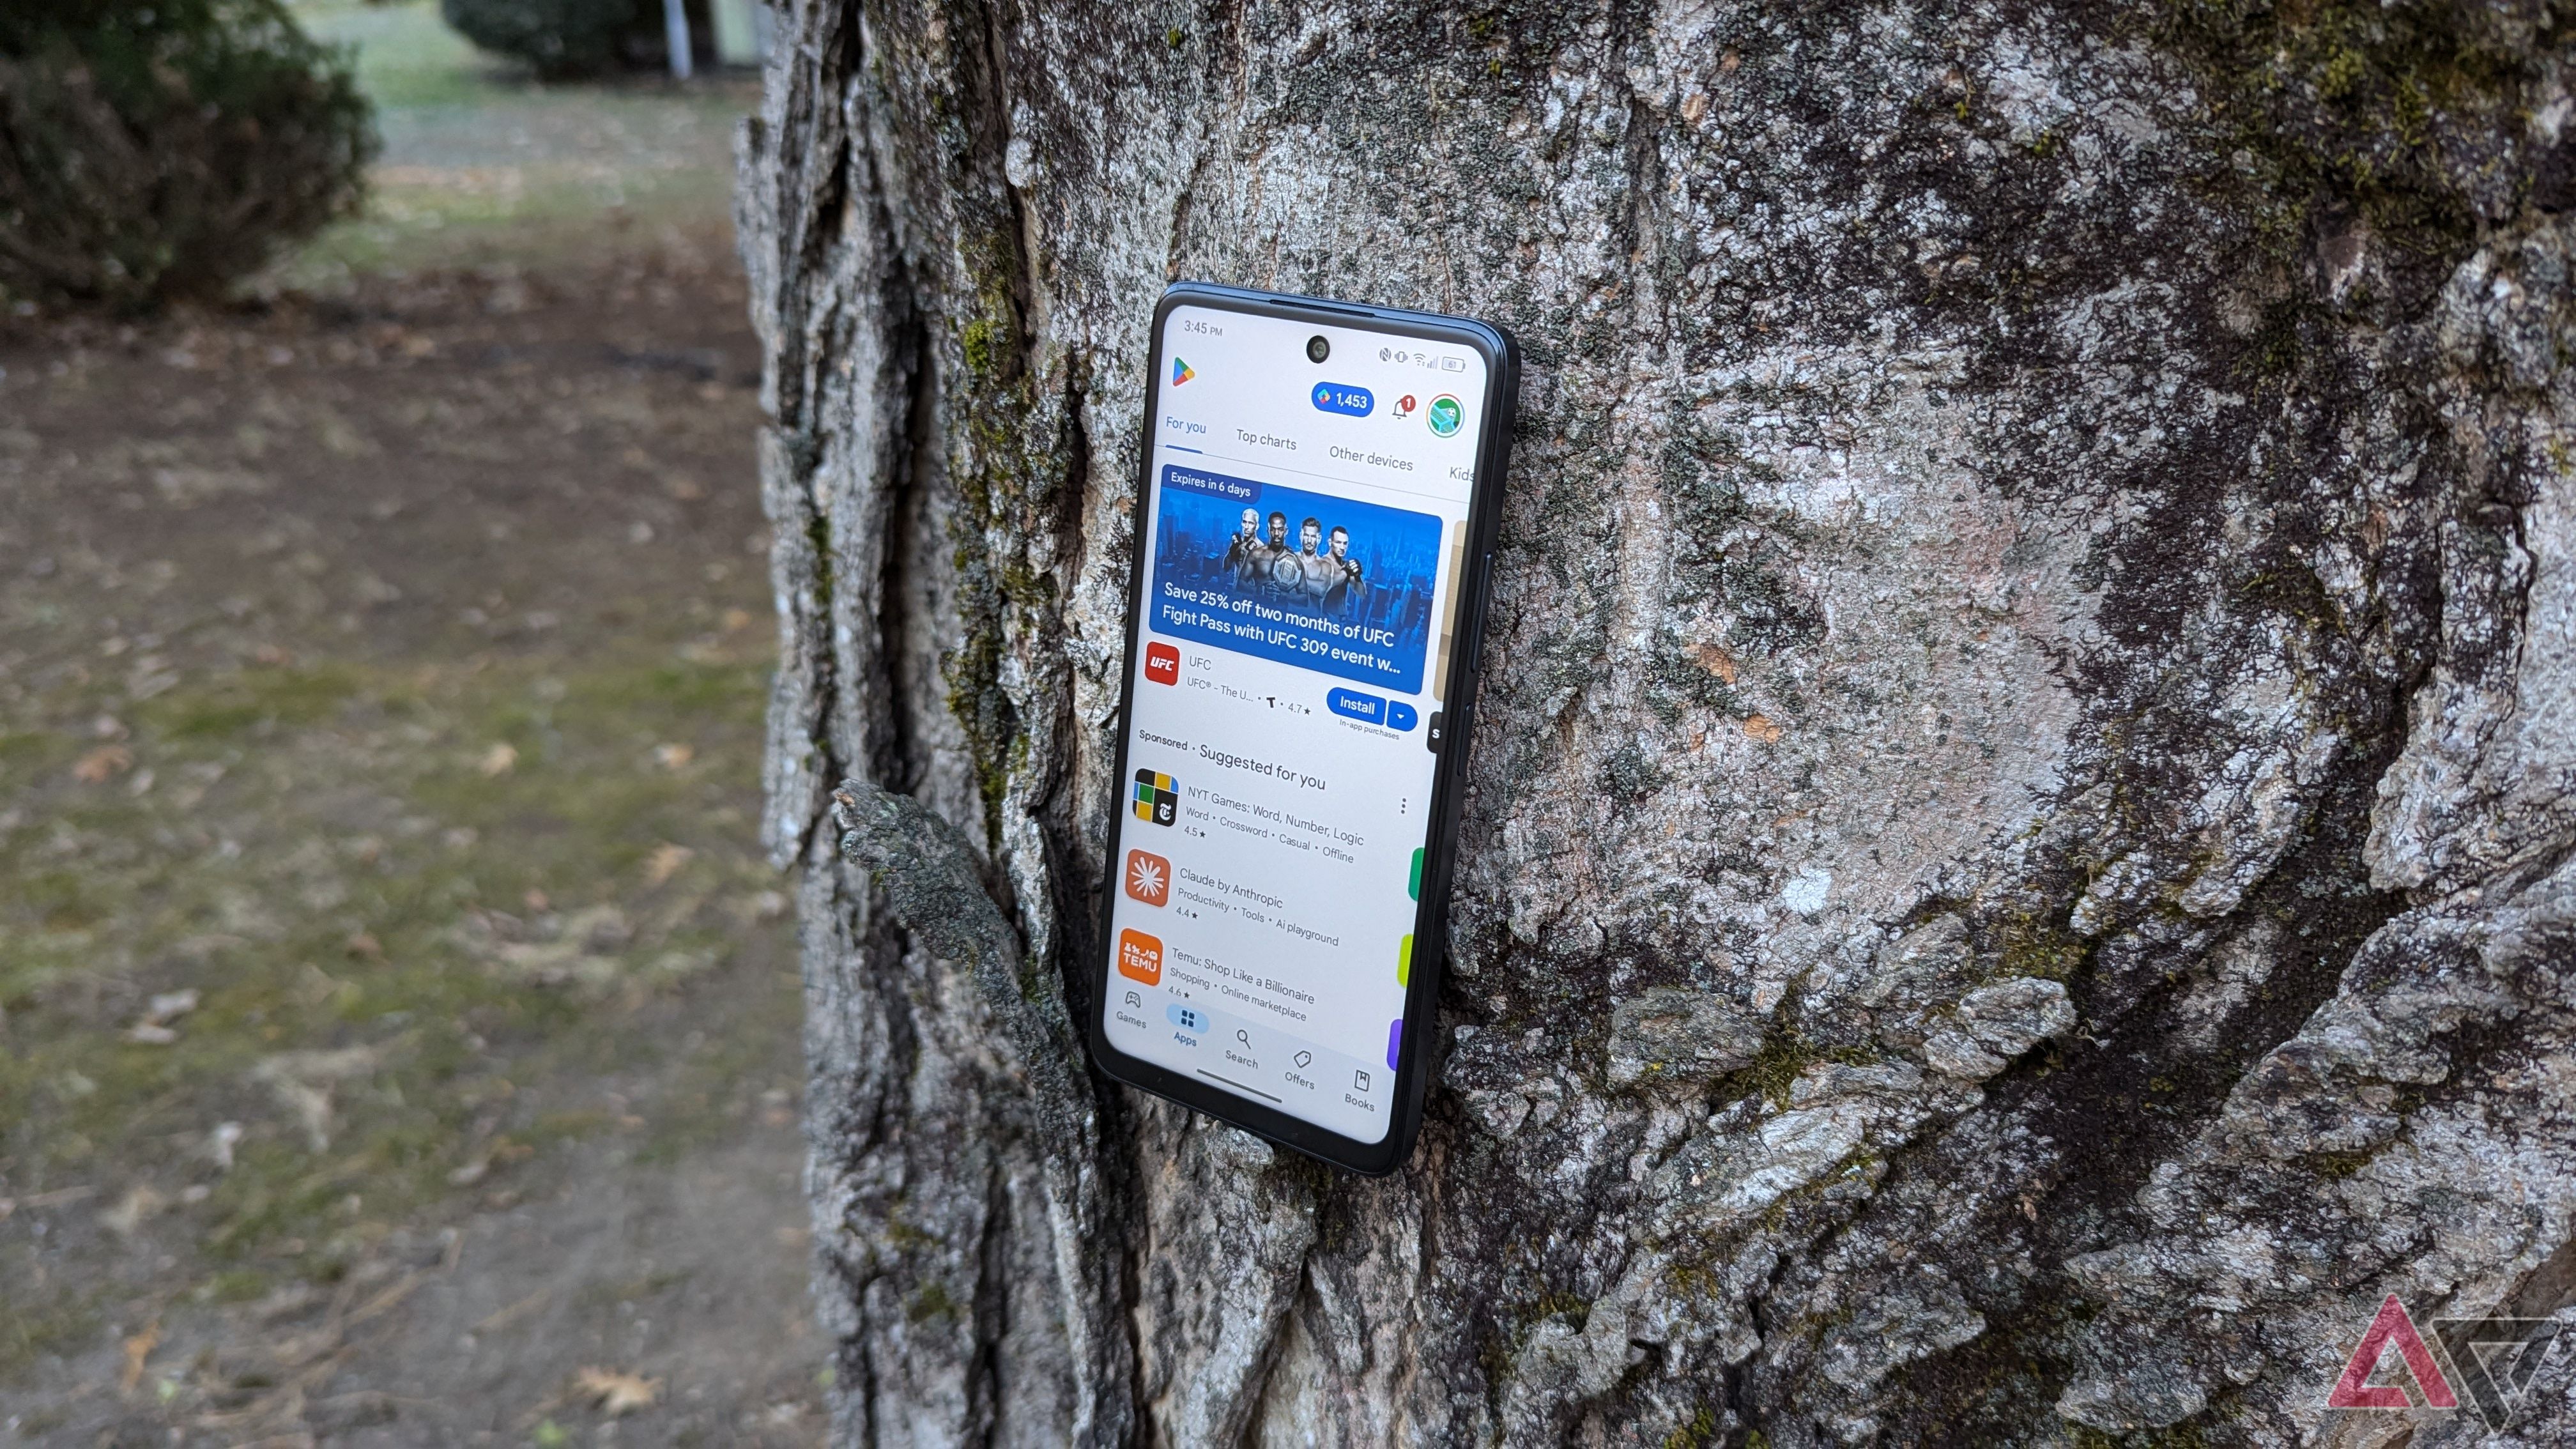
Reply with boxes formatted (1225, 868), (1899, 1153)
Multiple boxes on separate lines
(0, 638), (779, 1275)
(137, 662), (364, 739)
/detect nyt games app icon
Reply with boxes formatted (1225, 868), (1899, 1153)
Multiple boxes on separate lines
(1132, 769), (1178, 826)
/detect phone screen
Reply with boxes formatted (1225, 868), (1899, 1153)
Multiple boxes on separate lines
(1095, 291), (1501, 1153)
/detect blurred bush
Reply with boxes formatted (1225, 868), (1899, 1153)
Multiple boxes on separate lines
(0, 0), (375, 309)
(441, 0), (715, 81)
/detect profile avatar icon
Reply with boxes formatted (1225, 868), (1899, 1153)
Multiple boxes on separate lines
(1426, 394), (1463, 438)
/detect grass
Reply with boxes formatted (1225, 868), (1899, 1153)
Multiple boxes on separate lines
(0, 637), (780, 1365)
(266, 0), (754, 288)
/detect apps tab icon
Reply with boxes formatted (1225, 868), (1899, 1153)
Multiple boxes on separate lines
(1117, 929), (1165, 985)
(1133, 769), (1178, 826)
(1166, 1002), (1208, 1032)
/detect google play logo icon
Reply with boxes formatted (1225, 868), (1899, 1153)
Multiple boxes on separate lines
(1171, 357), (1194, 386)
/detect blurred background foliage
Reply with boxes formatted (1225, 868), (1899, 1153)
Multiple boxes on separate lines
(0, 0), (375, 309)
(441, 0), (719, 81)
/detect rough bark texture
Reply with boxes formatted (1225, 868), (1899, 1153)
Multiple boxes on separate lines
(735, 2), (2576, 1443)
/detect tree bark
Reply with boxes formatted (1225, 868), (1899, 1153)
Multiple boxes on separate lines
(735, 2), (2576, 1443)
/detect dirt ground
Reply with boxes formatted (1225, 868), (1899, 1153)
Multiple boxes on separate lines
(1, 10), (822, 1447)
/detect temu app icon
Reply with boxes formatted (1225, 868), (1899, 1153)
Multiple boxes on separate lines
(1116, 928), (1163, 985)
(1133, 769), (1178, 826)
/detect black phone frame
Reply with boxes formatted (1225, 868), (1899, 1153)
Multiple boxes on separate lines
(1084, 280), (1518, 1176)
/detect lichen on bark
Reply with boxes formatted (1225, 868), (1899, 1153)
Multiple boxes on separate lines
(739, 1), (2576, 1443)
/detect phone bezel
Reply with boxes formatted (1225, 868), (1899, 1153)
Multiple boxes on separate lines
(1085, 281), (1517, 1176)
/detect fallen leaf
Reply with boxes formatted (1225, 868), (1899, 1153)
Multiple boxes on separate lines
(1694, 641), (1739, 684)
(126, 988), (201, 1044)
(73, 744), (134, 783)
(119, 1321), (159, 1392)
(1743, 714), (1784, 744)
(100, 1184), (165, 1236)
(145, 988), (200, 1022)
(652, 742), (693, 769)
(575, 1367), (662, 1416)
(478, 742), (518, 777)
(643, 843), (693, 886)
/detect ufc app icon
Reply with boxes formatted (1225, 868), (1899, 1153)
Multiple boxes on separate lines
(1124, 849), (1171, 906)
(1144, 641), (1181, 685)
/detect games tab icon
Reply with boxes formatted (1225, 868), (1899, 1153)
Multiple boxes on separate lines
(1124, 848), (1171, 906)
(1133, 769), (1179, 826)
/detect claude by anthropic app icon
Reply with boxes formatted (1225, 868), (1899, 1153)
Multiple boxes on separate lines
(1124, 848), (1170, 906)
(1133, 769), (1179, 826)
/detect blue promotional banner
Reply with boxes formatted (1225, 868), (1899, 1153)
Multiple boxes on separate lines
(1149, 464), (1441, 694)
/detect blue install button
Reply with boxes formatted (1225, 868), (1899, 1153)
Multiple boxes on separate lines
(1325, 687), (1386, 724)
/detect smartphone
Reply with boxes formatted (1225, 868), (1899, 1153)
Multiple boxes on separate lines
(1086, 282), (1517, 1174)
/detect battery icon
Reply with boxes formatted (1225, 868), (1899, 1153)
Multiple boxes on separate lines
(1439, 356), (1465, 372)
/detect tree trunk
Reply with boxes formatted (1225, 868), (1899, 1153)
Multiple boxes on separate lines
(734, 2), (2576, 1443)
